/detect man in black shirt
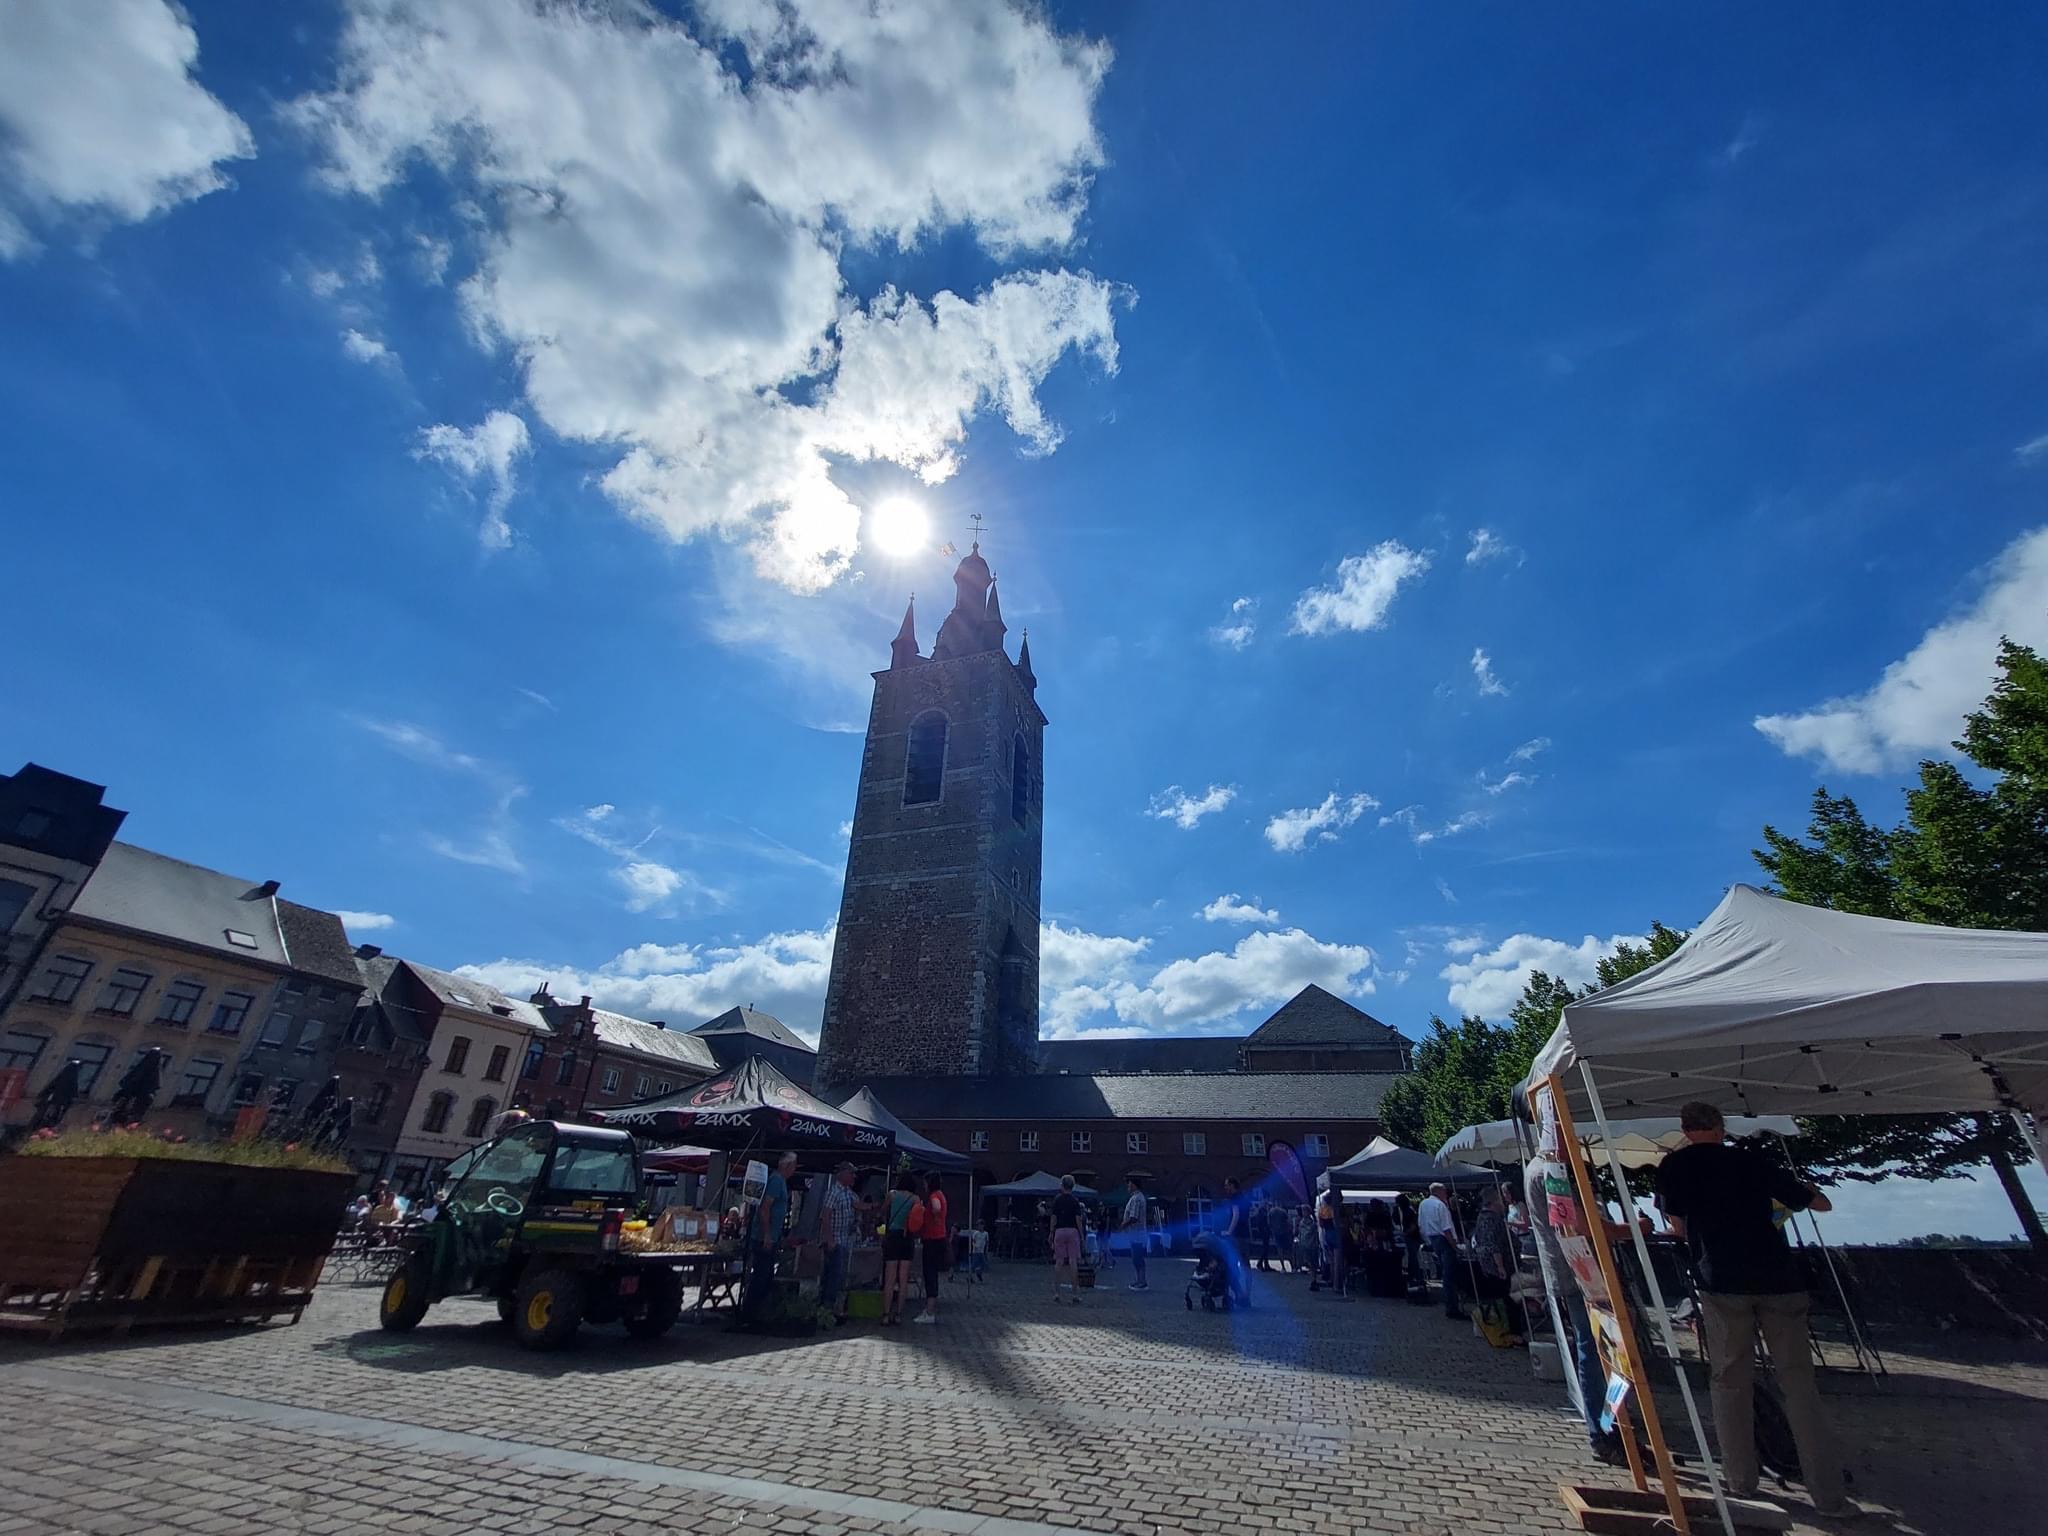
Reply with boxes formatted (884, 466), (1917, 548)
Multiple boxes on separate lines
(1655, 1102), (1850, 1517)
(1048, 1175), (1085, 1305)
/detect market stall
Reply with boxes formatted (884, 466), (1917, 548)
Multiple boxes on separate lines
(1520, 884), (2048, 1535)
(1434, 1115), (1796, 1171)
(1321, 1135), (1497, 1192)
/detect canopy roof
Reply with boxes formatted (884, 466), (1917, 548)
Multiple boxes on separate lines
(1527, 884), (2048, 1118)
(1324, 1135), (1496, 1191)
(836, 1086), (971, 1171)
(596, 1056), (894, 1154)
(982, 1170), (1099, 1201)
(1436, 1114), (1798, 1171)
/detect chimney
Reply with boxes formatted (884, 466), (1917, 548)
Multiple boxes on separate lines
(255, 879), (281, 898)
(530, 982), (553, 1004)
(651, 1019), (666, 1031)
(580, 995), (592, 1008)
(354, 943), (382, 960)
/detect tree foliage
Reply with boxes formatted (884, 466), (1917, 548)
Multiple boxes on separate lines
(1753, 638), (2047, 1248)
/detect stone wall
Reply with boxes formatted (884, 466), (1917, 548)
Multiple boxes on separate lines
(1817, 1244), (2048, 1340)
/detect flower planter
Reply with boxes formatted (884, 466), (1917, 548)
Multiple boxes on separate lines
(0, 1155), (354, 1338)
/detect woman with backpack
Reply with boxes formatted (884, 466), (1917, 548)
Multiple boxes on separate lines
(880, 1170), (923, 1326)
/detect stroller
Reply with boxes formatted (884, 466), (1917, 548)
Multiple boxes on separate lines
(1185, 1232), (1235, 1312)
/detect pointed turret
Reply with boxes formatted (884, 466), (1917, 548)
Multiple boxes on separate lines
(890, 597), (922, 669)
(984, 579), (1007, 641)
(934, 541), (1003, 660)
(1016, 631), (1037, 692)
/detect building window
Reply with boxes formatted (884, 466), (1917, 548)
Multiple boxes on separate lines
(655, 1079), (672, 1095)
(32, 955), (93, 1005)
(296, 1014), (327, 1052)
(230, 1071), (265, 1108)
(1019, 1130), (1039, 1153)
(207, 991), (253, 1036)
(464, 1097), (498, 1139)
(1183, 1132), (1206, 1156)
(173, 1058), (222, 1109)
(599, 1066), (621, 1094)
(444, 1036), (471, 1074)
(484, 1044), (510, 1082)
(903, 710), (948, 805)
(259, 1010), (294, 1046)
(522, 1040), (545, 1079)
(362, 1081), (392, 1125)
(155, 978), (205, 1028)
(633, 1072), (652, 1096)
(421, 1090), (456, 1134)
(1070, 1131), (1091, 1153)
(0, 1028), (51, 1074)
(1303, 1133), (1331, 1158)
(68, 1040), (114, 1093)
(269, 1077), (300, 1112)
(970, 1130), (989, 1152)
(1011, 735), (1031, 825)
(555, 1049), (578, 1086)
(1241, 1133), (1265, 1157)
(0, 877), (34, 935)
(1126, 1132), (1149, 1155)
(96, 966), (151, 1017)
(1186, 1195), (1213, 1230)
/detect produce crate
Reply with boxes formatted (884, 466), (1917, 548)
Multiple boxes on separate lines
(0, 1155), (353, 1338)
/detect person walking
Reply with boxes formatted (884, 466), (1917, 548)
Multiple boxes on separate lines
(915, 1174), (949, 1324)
(1220, 1178), (1251, 1306)
(1418, 1181), (1467, 1320)
(1310, 1187), (1339, 1293)
(1393, 1192), (1423, 1293)
(1121, 1178), (1150, 1290)
(1267, 1199), (1293, 1273)
(880, 1170), (921, 1326)
(1656, 1102), (1853, 1518)
(818, 1161), (860, 1326)
(1048, 1174), (1085, 1304)
(1250, 1197), (1271, 1271)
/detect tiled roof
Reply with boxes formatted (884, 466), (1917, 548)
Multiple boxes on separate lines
(1244, 984), (1404, 1048)
(276, 900), (365, 989)
(407, 961), (550, 1032)
(691, 1005), (814, 1054)
(1036, 1036), (1244, 1075)
(855, 1071), (1403, 1124)
(69, 842), (293, 969)
(591, 1010), (718, 1073)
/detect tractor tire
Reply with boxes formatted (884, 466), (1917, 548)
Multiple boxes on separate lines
(623, 1271), (685, 1340)
(496, 1295), (517, 1325)
(512, 1267), (585, 1351)
(379, 1263), (430, 1332)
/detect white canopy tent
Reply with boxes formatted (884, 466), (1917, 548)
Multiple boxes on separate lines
(1435, 1113), (1798, 1171)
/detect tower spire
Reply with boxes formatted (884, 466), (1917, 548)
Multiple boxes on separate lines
(890, 596), (921, 668)
(984, 578), (1007, 641)
(1017, 628), (1037, 692)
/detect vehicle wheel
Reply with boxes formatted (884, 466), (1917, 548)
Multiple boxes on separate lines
(512, 1268), (585, 1351)
(496, 1295), (516, 1325)
(623, 1272), (684, 1339)
(379, 1263), (430, 1332)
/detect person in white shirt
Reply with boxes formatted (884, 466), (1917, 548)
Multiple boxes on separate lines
(1417, 1183), (1467, 1320)
(1121, 1178), (1151, 1291)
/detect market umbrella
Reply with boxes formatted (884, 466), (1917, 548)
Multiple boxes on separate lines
(105, 1048), (166, 1124)
(33, 1059), (84, 1130)
(595, 1056), (895, 1155)
(1435, 1114), (1798, 1170)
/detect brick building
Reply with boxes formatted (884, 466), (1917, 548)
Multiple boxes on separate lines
(524, 985), (719, 1119)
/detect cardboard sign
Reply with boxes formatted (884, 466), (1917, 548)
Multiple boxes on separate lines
(1598, 1369), (1633, 1433)
(741, 1159), (768, 1204)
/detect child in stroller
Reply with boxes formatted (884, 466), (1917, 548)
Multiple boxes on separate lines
(1186, 1231), (1234, 1311)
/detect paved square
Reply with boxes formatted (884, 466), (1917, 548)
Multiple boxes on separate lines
(0, 1259), (2036, 1535)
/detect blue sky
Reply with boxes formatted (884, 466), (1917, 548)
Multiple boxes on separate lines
(5, 2), (2047, 1239)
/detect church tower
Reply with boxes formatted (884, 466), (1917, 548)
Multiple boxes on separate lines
(815, 542), (1045, 1089)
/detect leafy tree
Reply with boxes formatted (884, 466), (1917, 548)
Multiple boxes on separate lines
(1753, 639), (2048, 1251)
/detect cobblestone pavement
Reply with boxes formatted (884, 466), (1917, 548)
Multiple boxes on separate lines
(0, 1259), (2037, 1536)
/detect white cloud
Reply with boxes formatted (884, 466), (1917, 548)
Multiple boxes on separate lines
(1148, 783), (1236, 830)
(1200, 893), (1278, 925)
(416, 410), (532, 550)
(615, 860), (690, 915)
(0, 0), (254, 258)
(1290, 541), (1431, 635)
(2017, 433), (2048, 466)
(1481, 771), (1533, 796)
(1038, 920), (1374, 1037)
(1434, 877), (1457, 905)
(414, 233), (452, 284)
(335, 910), (396, 932)
(354, 717), (484, 775)
(1380, 804), (1487, 846)
(290, 0), (1120, 595)
(1442, 931), (1643, 1020)
(517, 687), (556, 712)
(1465, 528), (1515, 565)
(1210, 595), (1256, 650)
(460, 924), (837, 1043)
(555, 802), (718, 916)
(1755, 525), (2048, 773)
(341, 327), (396, 366)
(354, 717), (526, 877)
(425, 786), (527, 876)
(1471, 647), (1508, 696)
(1509, 737), (1552, 763)
(1265, 791), (1376, 853)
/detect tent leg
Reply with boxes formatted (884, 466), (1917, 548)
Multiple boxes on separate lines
(2016, 1106), (2048, 1186)
(1773, 1133), (1883, 1382)
(1581, 1064), (1738, 1536)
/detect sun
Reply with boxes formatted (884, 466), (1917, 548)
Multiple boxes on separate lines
(868, 496), (930, 557)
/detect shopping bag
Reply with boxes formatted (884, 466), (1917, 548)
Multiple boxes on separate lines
(1475, 1299), (1518, 1349)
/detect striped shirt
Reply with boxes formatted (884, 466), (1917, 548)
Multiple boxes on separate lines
(824, 1181), (858, 1246)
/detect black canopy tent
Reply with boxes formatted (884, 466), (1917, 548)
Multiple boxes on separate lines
(1321, 1135), (1498, 1193)
(595, 1056), (895, 1155)
(834, 1086), (969, 1171)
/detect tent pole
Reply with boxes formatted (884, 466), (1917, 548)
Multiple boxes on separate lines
(1772, 1132), (1883, 1382)
(1579, 1064), (1737, 1536)
(1516, 1114), (1588, 1425)
(2015, 1106), (2048, 1185)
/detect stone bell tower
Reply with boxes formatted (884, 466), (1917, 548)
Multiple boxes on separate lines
(815, 542), (1044, 1089)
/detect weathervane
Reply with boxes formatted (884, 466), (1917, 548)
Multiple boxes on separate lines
(968, 510), (987, 548)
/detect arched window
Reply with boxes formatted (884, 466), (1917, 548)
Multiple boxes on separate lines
(1010, 734), (1031, 825)
(464, 1096), (498, 1139)
(904, 711), (948, 805)
(421, 1090), (456, 1134)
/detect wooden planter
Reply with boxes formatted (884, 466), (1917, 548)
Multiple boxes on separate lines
(0, 1155), (354, 1338)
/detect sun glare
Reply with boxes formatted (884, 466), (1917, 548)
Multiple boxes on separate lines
(869, 496), (930, 557)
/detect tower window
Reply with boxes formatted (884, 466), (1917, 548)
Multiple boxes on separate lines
(1010, 734), (1030, 825)
(904, 711), (948, 805)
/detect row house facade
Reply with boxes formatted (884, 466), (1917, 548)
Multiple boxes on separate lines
(525, 985), (719, 1120)
(0, 765), (128, 1016)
